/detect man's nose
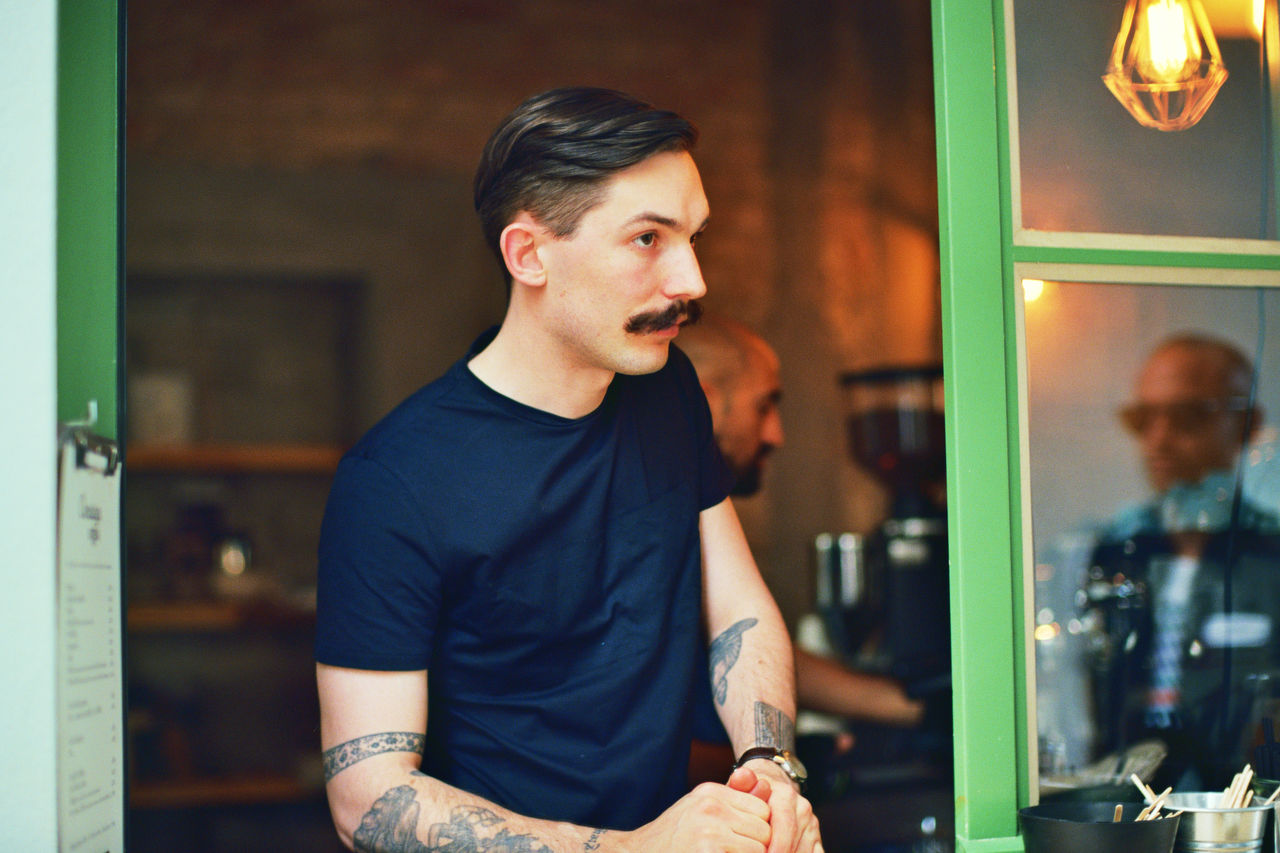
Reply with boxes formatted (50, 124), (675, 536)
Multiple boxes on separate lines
(1142, 413), (1177, 446)
(664, 245), (706, 301)
(763, 408), (784, 449)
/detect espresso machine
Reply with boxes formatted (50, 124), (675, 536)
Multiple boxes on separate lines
(822, 364), (951, 693)
(803, 365), (953, 822)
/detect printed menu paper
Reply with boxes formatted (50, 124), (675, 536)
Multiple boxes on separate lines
(57, 437), (124, 853)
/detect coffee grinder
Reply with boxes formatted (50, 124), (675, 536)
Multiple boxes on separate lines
(834, 365), (950, 690)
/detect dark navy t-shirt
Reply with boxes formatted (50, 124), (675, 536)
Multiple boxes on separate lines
(315, 330), (732, 829)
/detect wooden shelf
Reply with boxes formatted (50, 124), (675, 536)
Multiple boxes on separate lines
(131, 772), (322, 809)
(126, 442), (345, 474)
(127, 599), (315, 633)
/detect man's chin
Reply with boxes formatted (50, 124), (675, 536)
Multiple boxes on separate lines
(611, 342), (672, 376)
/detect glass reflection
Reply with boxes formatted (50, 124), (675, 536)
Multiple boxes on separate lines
(1012, 0), (1270, 239)
(1027, 280), (1280, 797)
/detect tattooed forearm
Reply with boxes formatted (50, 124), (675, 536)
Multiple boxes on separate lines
(324, 731), (425, 781)
(754, 701), (796, 752)
(424, 805), (553, 853)
(584, 828), (607, 851)
(353, 793), (555, 853)
(709, 617), (758, 706)
(353, 785), (428, 852)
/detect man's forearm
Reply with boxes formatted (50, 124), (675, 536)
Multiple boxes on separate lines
(325, 734), (614, 853)
(699, 499), (798, 756)
(352, 781), (609, 853)
(707, 613), (798, 755)
(795, 648), (925, 727)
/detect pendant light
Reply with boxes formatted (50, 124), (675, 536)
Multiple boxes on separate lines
(1103, 0), (1229, 130)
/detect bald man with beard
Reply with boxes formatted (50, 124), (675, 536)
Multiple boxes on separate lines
(1086, 333), (1280, 791)
(680, 315), (925, 787)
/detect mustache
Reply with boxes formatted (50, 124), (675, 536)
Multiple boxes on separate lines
(624, 299), (703, 335)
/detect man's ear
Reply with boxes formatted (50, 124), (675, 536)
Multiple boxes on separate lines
(499, 213), (547, 288)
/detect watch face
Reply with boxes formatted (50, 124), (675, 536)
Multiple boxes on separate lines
(778, 750), (808, 781)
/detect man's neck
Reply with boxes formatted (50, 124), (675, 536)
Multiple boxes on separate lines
(467, 320), (614, 419)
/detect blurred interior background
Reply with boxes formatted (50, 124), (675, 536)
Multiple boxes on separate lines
(121, 2), (943, 850)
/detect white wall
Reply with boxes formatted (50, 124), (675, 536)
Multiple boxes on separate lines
(0, 0), (60, 847)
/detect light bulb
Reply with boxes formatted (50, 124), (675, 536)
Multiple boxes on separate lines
(1136, 0), (1202, 83)
(1102, 0), (1228, 130)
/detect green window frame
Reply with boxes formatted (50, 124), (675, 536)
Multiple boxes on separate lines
(932, 1), (1280, 850)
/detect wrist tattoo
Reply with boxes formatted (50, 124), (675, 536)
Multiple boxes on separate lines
(323, 731), (425, 781)
(354, 792), (555, 853)
(754, 701), (796, 752)
(709, 617), (758, 706)
(584, 828), (607, 851)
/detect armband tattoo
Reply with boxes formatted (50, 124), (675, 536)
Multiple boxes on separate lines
(323, 731), (425, 782)
(754, 701), (796, 752)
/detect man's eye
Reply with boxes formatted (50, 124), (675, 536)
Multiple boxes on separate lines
(634, 232), (657, 247)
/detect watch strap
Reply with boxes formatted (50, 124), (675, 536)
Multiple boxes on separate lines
(733, 746), (788, 769)
(732, 746), (807, 792)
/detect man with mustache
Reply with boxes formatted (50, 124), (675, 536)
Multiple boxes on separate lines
(315, 88), (821, 853)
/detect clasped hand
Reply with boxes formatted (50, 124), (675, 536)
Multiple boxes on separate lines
(626, 764), (822, 852)
(730, 762), (823, 853)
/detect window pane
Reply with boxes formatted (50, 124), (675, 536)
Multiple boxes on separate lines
(1012, 0), (1272, 239)
(1026, 278), (1280, 798)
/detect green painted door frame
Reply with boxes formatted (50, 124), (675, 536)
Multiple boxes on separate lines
(932, 1), (1024, 849)
(58, 0), (121, 438)
(932, 1), (1280, 850)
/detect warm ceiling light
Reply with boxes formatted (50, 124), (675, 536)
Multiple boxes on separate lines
(1103, 0), (1228, 131)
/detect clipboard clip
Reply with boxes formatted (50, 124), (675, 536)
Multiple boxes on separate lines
(73, 431), (119, 475)
(60, 400), (119, 475)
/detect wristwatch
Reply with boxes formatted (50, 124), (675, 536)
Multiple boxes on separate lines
(732, 746), (808, 792)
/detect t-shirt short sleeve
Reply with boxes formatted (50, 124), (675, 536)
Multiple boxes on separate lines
(314, 453), (440, 671)
(312, 339), (732, 827)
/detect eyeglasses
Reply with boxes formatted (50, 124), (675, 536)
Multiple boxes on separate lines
(1118, 397), (1251, 436)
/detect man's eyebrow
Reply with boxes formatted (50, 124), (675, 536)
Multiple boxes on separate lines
(623, 212), (711, 233)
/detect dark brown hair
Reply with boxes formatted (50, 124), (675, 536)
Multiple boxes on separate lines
(473, 87), (697, 285)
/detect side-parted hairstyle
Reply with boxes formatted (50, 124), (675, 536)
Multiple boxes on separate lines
(473, 87), (698, 285)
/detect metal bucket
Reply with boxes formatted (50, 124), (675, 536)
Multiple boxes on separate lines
(1248, 778), (1280, 853)
(1166, 793), (1272, 853)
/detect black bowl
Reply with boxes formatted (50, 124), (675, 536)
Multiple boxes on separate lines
(1019, 801), (1181, 853)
